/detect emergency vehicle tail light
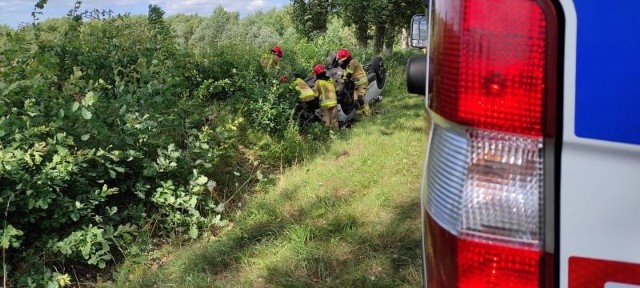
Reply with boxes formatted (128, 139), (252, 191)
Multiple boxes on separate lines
(429, 0), (548, 137)
(423, 0), (558, 286)
(426, 123), (544, 287)
(463, 130), (543, 245)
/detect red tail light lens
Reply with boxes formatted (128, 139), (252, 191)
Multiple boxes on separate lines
(430, 0), (549, 136)
(426, 214), (543, 288)
(458, 237), (542, 287)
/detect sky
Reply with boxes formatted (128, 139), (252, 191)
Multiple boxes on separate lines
(0, 0), (289, 28)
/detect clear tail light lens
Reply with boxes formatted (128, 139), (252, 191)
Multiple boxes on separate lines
(426, 123), (544, 287)
(463, 129), (543, 245)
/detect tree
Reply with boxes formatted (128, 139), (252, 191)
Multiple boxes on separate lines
(190, 7), (240, 52)
(382, 0), (423, 53)
(167, 14), (204, 47)
(290, 0), (336, 38)
(369, 0), (423, 54)
(244, 7), (293, 37)
(336, 0), (370, 48)
(0, 25), (14, 61)
(333, 0), (422, 54)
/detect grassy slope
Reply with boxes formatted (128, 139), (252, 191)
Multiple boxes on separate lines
(112, 60), (428, 288)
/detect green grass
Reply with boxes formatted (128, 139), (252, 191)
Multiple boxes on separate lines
(108, 57), (428, 288)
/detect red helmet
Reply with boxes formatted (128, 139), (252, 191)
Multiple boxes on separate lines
(313, 64), (326, 75)
(337, 48), (350, 61)
(271, 45), (283, 58)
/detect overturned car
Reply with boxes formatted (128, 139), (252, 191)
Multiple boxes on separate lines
(295, 53), (386, 129)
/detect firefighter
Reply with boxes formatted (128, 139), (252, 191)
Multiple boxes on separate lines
(336, 48), (370, 115)
(312, 64), (339, 129)
(260, 45), (283, 70)
(291, 72), (319, 125)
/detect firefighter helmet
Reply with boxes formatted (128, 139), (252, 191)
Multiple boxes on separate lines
(271, 45), (283, 58)
(337, 48), (351, 61)
(313, 64), (326, 75)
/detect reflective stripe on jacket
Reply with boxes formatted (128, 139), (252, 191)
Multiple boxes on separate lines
(293, 78), (315, 102)
(345, 59), (368, 88)
(313, 79), (337, 108)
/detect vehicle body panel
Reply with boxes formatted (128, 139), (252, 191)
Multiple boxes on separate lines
(573, 0), (640, 145)
(412, 0), (640, 286)
(559, 0), (640, 286)
(414, 0), (640, 287)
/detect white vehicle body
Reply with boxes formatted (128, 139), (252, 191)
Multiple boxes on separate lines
(558, 0), (640, 286)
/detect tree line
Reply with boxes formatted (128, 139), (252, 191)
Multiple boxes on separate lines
(291, 0), (424, 54)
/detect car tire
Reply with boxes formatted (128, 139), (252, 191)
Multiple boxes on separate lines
(371, 56), (386, 90)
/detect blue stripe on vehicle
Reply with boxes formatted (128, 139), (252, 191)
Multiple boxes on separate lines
(574, 0), (640, 145)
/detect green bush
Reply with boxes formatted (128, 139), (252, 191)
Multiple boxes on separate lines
(0, 3), (374, 285)
(0, 8), (237, 286)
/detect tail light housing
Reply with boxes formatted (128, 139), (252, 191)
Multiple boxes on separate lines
(423, 0), (559, 287)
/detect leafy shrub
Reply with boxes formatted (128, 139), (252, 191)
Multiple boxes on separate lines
(0, 2), (359, 285)
(0, 7), (235, 286)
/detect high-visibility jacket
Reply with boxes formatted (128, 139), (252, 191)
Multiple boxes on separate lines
(260, 54), (281, 70)
(313, 79), (338, 108)
(293, 78), (315, 102)
(344, 58), (368, 88)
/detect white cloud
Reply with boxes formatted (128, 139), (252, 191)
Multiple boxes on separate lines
(0, 1), (34, 10)
(44, 0), (142, 6)
(42, 0), (145, 9)
(247, 0), (265, 11)
(148, 0), (285, 15)
(0, 0), (289, 27)
(154, 0), (241, 14)
(112, 0), (145, 5)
